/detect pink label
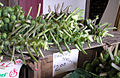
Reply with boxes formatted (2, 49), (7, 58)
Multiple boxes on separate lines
(0, 59), (23, 78)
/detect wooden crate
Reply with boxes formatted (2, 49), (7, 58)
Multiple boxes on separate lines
(25, 31), (120, 78)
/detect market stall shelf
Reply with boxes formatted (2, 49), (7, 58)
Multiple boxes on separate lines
(22, 31), (120, 78)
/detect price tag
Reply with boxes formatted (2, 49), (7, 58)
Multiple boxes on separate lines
(0, 59), (23, 78)
(53, 49), (79, 76)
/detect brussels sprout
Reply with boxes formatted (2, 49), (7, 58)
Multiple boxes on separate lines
(3, 18), (10, 23)
(31, 20), (36, 25)
(85, 63), (93, 72)
(1, 33), (7, 40)
(16, 46), (21, 51)
(83, 61), (89, 68)
(19, 14), (24, 20)
(28, 16), (32, 20)
(3, 10), (8, 17)
(40, 19), (46, 24)
(0, 20), (4, 27)
(11, 15), (16, 21)
(4, 40), (10, 46)
(6, 7), (14, 12)
(117, 72), (120, 77)
(0, 45), (4, 50)
(91, 58), (99, 66)
(103, 53), (109, 61)
(96, 67), (101, 73)
(114, 56), (120, 64)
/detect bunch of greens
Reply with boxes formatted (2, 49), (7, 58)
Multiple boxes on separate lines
(83, 44), (120, 78)
(0, 3), (115, 64)
(0, 3), (32, 63)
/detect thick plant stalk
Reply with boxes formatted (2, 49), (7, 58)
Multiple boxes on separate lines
(15, 24), (30, 36)
(10, 46), (16, 64)
(20, 50), (26, 64)
(27, 7), (32, 18)
(54, 4), (57, 13)
(111, 63), (120, 71)
(0, 2), (3, 6)
(27, 24), (43, 39)
(60, 3), (64, 13)
(65, 8), (79, 21)
(64, 40), (71, 53)
(87, 41), (91, 48)
(100, 53), (104, 63)
(38, 47), (44, 58)
(36, 3), (41, 18)
(50, 31), (63, 54)
(63, 29), (71, 37)
(26, 45), (38, 63)
(56, 13), (64, 20)
(76, 41), (87, 54)
(33, 45), (39, 57)
(32, 30), (36, 37)
(45, 11), (52, 19)
(114, 44), (119, 56)
(8, 25), (23, 39)
(56, 3), (60, 12)
(23, 25), (35, 37)
(75, 44), (80, 51)
(108, 46), (114, 60)
(8, 45), (13, 55)
(63, 6), (71, 14)
(44, 34), (48, 41)
(48, 14), (55, 21)
(48, 5), (51, 12)
(36, 27), (56, 37)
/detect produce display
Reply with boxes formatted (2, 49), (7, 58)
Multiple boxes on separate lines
(83, 44), (120, 78)
(0, 3), (115, 64)
(64, 44), (120, 78)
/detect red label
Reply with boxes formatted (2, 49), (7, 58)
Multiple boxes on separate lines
(16, 60), (21, 64)
(0, 63), (11, 67)
(9, 68), (18, 77)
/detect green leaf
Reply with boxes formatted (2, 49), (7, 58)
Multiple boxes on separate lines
(114, 56), (120, 64)
(68, 68), (103, 78)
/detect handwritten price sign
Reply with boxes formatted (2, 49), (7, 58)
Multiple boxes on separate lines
(0, 59), (23, 78)
(53, 49), (79, 76)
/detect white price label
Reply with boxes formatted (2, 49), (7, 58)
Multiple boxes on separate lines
(53, 49), (79, 76)
(0, 59), (23, 78)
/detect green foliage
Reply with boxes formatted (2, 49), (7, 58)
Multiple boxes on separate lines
(63, 68), (103, 78)
(0, 3), (115, 64)
(83, 44), (120, 78)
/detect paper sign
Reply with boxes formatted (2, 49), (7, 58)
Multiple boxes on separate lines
(0, 59), (23, 78)
(53, 49), (79, 76)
